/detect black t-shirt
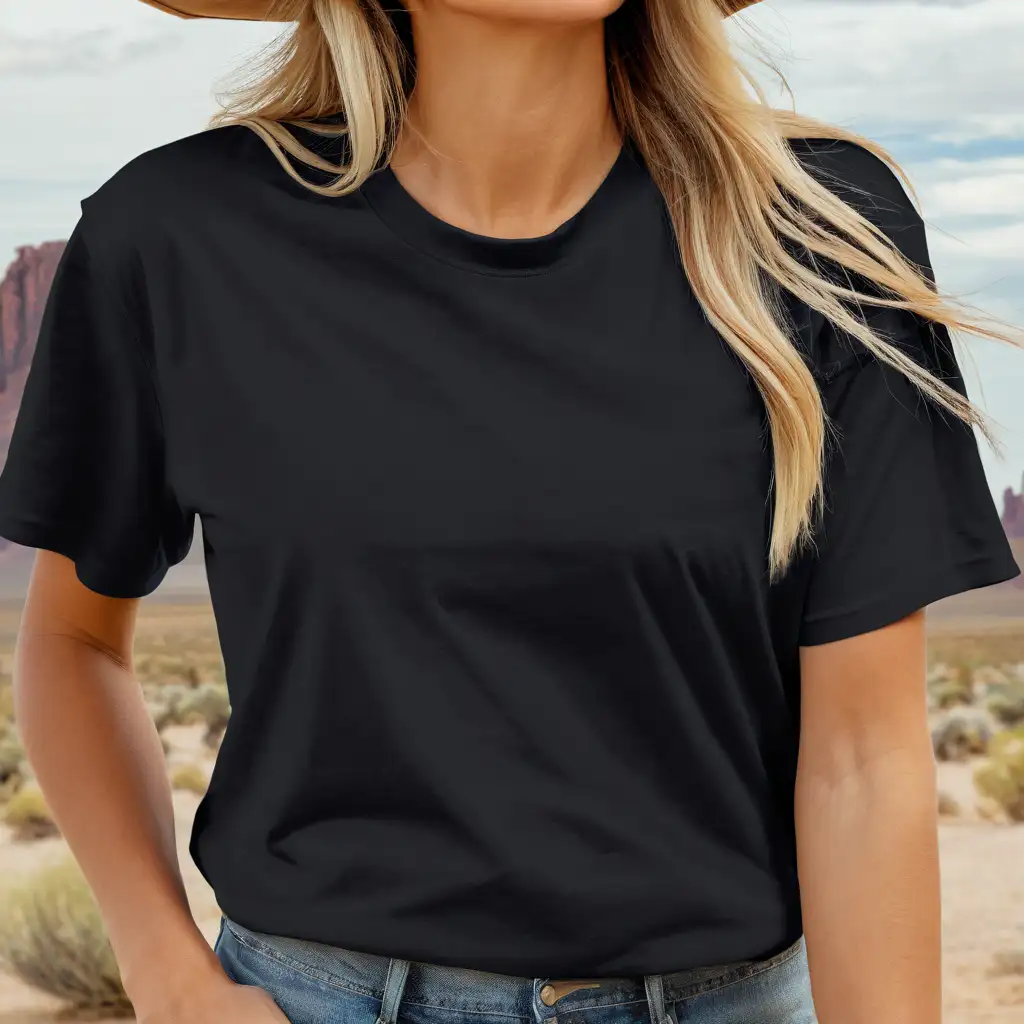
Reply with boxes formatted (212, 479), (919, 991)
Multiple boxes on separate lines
(0, 126), (1016, 977)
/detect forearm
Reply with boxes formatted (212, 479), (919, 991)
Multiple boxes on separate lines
(795, 742), (942, 1024)
(14, 630), (221, 1003)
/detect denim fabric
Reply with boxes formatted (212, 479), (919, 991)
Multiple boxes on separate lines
(214, 917), (817, 1024)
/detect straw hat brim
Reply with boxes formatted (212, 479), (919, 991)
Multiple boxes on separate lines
(141, 0), (761, 21)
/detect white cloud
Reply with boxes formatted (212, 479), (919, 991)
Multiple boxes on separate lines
(742, 0), (1024, 144)
(0, 29), (180, 76)
(932, 221), (1024, 262)
(908, 158), (1024, 219)
(931, 117), (1024, 145)
(0, 9), (278, 185)
(929, 177), (1024, 220)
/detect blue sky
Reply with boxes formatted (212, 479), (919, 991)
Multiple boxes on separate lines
(1, 0), (1021, 497)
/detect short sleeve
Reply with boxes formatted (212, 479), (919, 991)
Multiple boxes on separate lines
(0, 211), (194, 598)
(796, 147), (1020, 646)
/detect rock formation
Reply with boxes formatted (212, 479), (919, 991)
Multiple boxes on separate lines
(0, 242), (65, 559)
(0, 240), (206, 579)
(1002, 476), (1024, 539)
(0, 241), (65, 393)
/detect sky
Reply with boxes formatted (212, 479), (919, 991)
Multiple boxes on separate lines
(0, 0), (1022, 497)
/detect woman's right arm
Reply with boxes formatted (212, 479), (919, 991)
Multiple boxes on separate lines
(14, 549), (287, 1023)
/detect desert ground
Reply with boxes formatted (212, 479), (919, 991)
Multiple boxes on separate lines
(0, 594), (1022, 1023)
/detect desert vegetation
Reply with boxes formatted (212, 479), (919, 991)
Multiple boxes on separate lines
(1, 786), (58, 842)
(928, 644), (1024, 823)
(0, 606), (229, 823)
(0, 857), (131, 1017)
(0, 724), (24, 802)
(0, 600), (228, 1020)
(974, 729), (1024, 823)
(171, 762), (210, 796)
(0, 599), (1022, 1019)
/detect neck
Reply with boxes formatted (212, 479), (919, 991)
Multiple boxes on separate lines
(390, 5), (622, 239)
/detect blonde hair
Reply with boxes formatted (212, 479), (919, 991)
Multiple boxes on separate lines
(213, 0), (1014, 578)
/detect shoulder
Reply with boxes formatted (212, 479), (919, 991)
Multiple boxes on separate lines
(73, 124), (276, 276)
(782, 138), (938, 379)
(787, 137), (926, 254)
(72, 121), (351, 286)
(76, 120), (352, 260)
(79, 124), (273, 245)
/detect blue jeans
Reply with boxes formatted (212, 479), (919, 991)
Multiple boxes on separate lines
(214, 917), (817, 1024)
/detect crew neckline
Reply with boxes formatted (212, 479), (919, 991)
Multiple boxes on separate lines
(360, 139), (643, 276)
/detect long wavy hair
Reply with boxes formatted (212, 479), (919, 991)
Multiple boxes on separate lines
(211, 0), (1013, 578)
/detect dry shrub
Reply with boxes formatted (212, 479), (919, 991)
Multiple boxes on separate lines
(182, 684), (231, 748)
(988, 680), (1024, 729)
(171, 763), (209, 796)
(932, 708), (994, 762)
(990, 950), (1024, 977)
(146, 682), (192, 733)
(0, 676), (13, 720)
(0, 776), (21, 804)
(132, 629), (225, 689)
(134, 654), (204, 688)
(0, 858), (131, 1017)
(0, 729), (25, 801)
(937, 791), (961, 818)
(974, 729), (1024, 823)
(2, 786), (59, 841)
(930, 659), (976, 711)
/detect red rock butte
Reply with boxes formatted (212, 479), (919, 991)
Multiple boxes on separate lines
(1001, 477), (1024, 540)
(0, 241), (66, 558)
(0, 242), (65, 389)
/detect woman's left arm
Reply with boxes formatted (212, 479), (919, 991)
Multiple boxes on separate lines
(796, 608), (941, 1024)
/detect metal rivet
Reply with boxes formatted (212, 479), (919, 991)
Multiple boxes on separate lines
(540, 985), (558, 1007)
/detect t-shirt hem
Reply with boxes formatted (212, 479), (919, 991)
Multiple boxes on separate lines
(211, 892), (802, 978)
(0, 513), (164, 600)
(799, 552), (1022, 647)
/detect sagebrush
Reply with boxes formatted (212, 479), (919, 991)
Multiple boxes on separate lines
(974, 728), (1024, 823)
(2, 786), (58, 841)
(171, 762), (209, 795)
(0, 857), (132, 1016)
(0, 727), (25, 801)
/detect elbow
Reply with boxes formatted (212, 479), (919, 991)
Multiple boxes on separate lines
(796, 736), (938, 815)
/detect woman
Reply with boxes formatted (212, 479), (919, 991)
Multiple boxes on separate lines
(0, 0), (1017, 1021)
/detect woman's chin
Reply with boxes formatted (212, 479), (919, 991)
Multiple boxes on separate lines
(427, 0), (628, 26)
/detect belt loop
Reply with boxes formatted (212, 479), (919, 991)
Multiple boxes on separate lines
(644, 975), (672, 1024)
(376, 957), (412, 1024)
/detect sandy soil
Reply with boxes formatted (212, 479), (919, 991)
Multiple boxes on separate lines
(1, 741), (1022, 1022)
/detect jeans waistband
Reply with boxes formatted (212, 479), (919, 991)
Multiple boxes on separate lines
(220, 917), (804, 1024)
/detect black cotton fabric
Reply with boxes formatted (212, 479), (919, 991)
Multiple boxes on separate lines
(0, 127), (1016, 977)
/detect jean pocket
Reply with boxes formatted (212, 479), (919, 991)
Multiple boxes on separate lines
(216, 919), (381, 1024)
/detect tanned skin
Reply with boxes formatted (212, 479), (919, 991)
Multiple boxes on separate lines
(798, 611), (942, 1023)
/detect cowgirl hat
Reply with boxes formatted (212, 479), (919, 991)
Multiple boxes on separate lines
(141, 0), (760, 19)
